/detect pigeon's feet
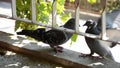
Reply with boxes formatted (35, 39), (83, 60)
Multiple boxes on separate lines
(53, 46), (63, 53)
(79, 53), (102, 59)
(79, 53), (92, 57)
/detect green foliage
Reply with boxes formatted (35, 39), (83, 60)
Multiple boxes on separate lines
(87, 0), (97, 4)
(71, 34), (78, 42)
(36, 1), (51, 24)
(70, 34), (78, 45)
(16, 0), (37, 30)
(107, 0), (120, 11)
(60, 13), (71, 22)
(15, 0), (71, 31)
(70, 0), (75, 2)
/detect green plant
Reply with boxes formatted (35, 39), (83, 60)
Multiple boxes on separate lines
(15, 0), (70, 30)
(87, 0), (97, 4)
(107, 0), (120, 11)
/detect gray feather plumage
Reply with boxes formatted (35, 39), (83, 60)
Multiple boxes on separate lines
(17, 18), (75, 51)
(84, 20), (115, 61)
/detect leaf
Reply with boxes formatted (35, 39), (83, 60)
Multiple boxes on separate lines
(70, 34), (78, 46)
(70, 0), (75, 2)
(14, 20), (21, 31)
(87, 0), (96, 4)
(60, 13), (71, 22)
(71, 34), (78, 42)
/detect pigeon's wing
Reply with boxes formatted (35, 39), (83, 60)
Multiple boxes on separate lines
(17, 30), (34, 35)
(31, 28), (45, 41)
(44, 30), (67, 46)
(17, 28), (46, 41)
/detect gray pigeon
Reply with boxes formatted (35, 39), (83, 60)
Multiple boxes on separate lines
(17, 18), (75, 53)
(81, 20), (115, 61)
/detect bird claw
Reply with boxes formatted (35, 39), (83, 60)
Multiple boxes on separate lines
(53, 46), (63, 53)
(79, 53), (91, 57)
(79, 53), (102, 59)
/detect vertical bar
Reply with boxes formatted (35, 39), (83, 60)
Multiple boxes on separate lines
(52, 0), (57, 28)
(11, 0), (17, 18)
(75, 0), (80, 33)
(101, 0), (107, 40)
(31, 0), (36, 23)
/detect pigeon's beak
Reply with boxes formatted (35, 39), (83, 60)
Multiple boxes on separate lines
(83, 23), (87, 26)
(83, 20), (90, 26)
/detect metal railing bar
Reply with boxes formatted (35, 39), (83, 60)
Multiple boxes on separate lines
(31, 0), (36, 23)
(11, 0), (17, 18)
(101, 0), (107, 40)
(0, 14), (100, 40)
(75, 0), (80, 33)
(0, 14), (12, 19)
(52, 0), (57, 28)
(2, 0), (120, 45)
(101, 9), (107, 40)
(1, 14), (120, 44)
(15, 17), (52, 28)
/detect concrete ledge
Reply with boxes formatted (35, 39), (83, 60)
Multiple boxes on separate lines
(0, 31), (120, 68)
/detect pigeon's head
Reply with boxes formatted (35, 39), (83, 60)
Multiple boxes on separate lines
(84, 20), (97, 29)
(64, 18), (75, 29)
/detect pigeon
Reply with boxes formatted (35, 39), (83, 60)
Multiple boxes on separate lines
(80, 20), (115, 61)
(17, 18), (75, 53)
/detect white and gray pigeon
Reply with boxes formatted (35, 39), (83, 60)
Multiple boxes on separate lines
(81, 20), (115, 61)
(17, 18), (75, 53)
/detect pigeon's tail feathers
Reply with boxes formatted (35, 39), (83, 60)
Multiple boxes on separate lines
(104, 50), (115, 61)
(17, 30), (37, 40)
(17, 29), (46, 41)
(17, 30), (34, 36)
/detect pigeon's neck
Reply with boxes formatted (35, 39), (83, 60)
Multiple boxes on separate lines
(86, 26), (100, 35)
(87, 25), (94, 30)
